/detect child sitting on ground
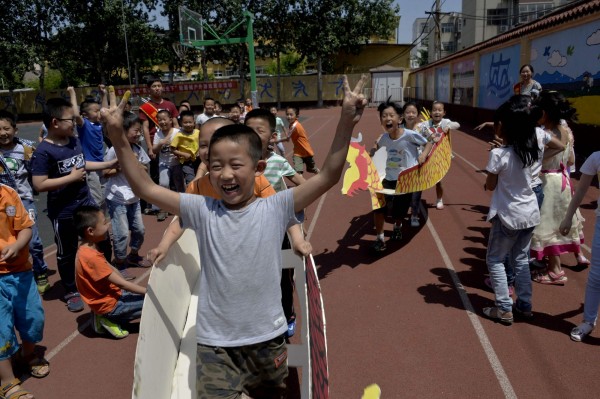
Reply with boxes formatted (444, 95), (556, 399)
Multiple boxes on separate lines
(0, 184), (49, 399)
(74, 205), (147, 339)
(104, 112), (152, 275)
(370, 100), (432, 253)
(170, 110), (200, 192)
(103, 75), (367, 397)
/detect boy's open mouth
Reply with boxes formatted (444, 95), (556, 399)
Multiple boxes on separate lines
(222, 184), (239, 193)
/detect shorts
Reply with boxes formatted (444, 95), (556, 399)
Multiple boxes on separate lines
(293, 155), (318, 174)
(0, 271), (45, 360)
(196, 334), (288, 399)
(374, 179), (412, 220)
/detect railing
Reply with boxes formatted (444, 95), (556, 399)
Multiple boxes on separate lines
(364, 86), (404, 106)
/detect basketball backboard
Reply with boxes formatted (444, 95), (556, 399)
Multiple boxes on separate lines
(178, 6), (204, 44)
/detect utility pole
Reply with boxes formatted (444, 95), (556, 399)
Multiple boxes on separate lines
(426, 0), (447, 62)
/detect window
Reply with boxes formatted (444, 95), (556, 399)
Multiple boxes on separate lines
(441, 22), (454, 33)
(487, 8), (509, 26)
(442, 42), (456, 53)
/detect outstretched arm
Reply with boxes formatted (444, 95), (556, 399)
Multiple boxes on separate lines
(560, 173), (594, 235)
(100, 90), (180, 216)
(292, 75), (368, 212)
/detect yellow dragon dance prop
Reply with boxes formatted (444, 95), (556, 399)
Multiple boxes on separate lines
(342, 133), (385, 210)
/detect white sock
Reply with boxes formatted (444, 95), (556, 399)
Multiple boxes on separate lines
(377, 233), (385, 241)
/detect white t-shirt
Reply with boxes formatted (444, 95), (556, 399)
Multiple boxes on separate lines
(486, 146), (540, 229)
(580, 151), (600, 216)
(532, 127), (551, 187)
(377, 129), (427, 180)
(104, 144), (150, 204)
(179, 189), (302, 347)
(153, 128), (179, 167)
(195, 113), (216, 126)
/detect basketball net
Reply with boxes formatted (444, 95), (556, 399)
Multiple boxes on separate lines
(172, 42), (189, 60)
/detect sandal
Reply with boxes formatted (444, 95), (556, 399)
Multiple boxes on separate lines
(0, 378), (34, 399)
(533, 270), (567, 285)
(14, 351), (50, 379)
(577, 254), (591, 266)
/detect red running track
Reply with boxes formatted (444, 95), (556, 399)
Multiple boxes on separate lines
(20, 106), (599, 398)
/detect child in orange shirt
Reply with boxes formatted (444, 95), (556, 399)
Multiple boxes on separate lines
(0, 184), (49, 399)
(284, 106), (319, 174)
(74, 205), (147, 339)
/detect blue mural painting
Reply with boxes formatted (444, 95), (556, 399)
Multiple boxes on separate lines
(530, 20), (600, 125)
(292, 80), (308, 97)
(478, 44), (521, 110)
(259, 79), (274, 99)
(435, 67), (450, 103)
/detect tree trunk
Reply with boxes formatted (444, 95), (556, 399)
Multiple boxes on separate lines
(39, 64), (46, 99)
(317, 56), (323, 108)
(276, 52), (281, 109)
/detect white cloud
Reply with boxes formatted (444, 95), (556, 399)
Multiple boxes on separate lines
(587, 30), (600, 46)
(547, 50), (567, 67)
(530, 48), (538, 61)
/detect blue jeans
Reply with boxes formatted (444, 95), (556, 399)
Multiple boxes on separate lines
(0, 271), (45, 360)
(107, 200), (145, 260)
(486, 217), (534, 313)
(21, 199), (48, 277)
(583, 215), (600, 324)
(105, 291), (144, 323)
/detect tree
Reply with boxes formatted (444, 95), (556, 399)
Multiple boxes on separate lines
(416, 49), (429, 67)
(292, 0), (400, 106)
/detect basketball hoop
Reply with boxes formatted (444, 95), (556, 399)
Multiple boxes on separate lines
(172, 42), (190, 60)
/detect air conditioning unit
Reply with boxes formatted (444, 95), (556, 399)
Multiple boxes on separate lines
(499, 25), (508, 33)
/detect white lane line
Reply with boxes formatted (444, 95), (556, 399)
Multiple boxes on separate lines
(453, 132), (592, 257)
(45, 268), (152, 361)
(425, 210), (517, 399)
(306, 193), (327, 241)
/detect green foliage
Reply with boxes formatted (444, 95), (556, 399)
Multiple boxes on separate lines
(24, 69), (63, 90)
(265, 52), (307, 75)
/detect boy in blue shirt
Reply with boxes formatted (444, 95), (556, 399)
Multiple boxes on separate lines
(0, 110), (51, 294)
(101, 75), (367, 398)
(31, 97), (117, 312)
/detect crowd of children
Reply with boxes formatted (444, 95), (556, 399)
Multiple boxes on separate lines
(2, 72), (599, 398)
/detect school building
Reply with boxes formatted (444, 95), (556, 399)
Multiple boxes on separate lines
(407, 0), (600, 157)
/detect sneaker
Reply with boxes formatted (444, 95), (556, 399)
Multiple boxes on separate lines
(126, 253), (152, 268)
(35, 273), (51, 295)
(483, 278), (514, 296)
(371, 238), (387, 253)
(530, 258), (547, 270)
(514, 307), (534, 320)
(156, 211), (168, 222)
(410, 215), (419, 227)
(285, 319), (296, 338)
(64, 292), (84, 312)
(98, 316), (129, 339)
(482, 306), (513, 325)
(436, 199), (444, 210)
(391, 225), (402, 241)
(143, 208), (158, 215)
(92, 313), (106, 334)
(308, 168), (320, 174)
(570, 321), (595, 342)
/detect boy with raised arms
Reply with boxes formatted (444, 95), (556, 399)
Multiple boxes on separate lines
(101, 75), (367, 398)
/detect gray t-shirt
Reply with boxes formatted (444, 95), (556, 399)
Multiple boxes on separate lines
(180, 189), (303, 347)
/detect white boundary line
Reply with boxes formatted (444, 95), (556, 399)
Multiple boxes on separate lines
(424, 208), (517, 399)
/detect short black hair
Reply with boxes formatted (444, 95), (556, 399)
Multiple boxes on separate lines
(377, 99), (402, 117)
(209, 124), (263, 164)
(245, 108), (276, 132)
(74, 205), (102, 238)
(43, 98), (73, 129)
(0, 110), (17, 128)
(123, 112), (141, 130)
(204, 97), (215, 105)
(147, 78), (162, 87)
(157, 109), (172, 118)
(80, 99), (100, 114)
(179, 110), (195, 120)
(286, 106), (300, 116)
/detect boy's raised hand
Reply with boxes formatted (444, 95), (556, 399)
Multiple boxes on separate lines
(341, 74), (369, 124)
(100, 87), (129, 140)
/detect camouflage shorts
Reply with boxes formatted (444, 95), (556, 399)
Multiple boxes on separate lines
(197, 334), (288, 399)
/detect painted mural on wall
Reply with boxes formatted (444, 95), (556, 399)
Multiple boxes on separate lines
(426, 70), (435, 101)
(452, 58), (475, 106)
(530, 20), (600, 125)
(478, 44), (521, 110)
(435, 67), (450, 103)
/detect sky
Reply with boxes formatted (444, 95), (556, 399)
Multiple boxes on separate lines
(151, 0), (463, 44)
(395, 0), (462, 44)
